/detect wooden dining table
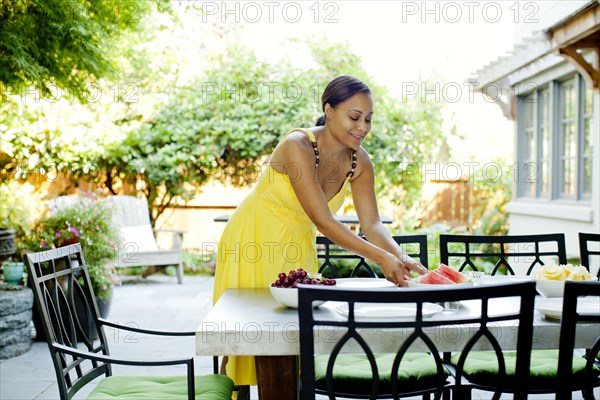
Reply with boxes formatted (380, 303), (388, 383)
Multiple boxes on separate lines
(196, 277), (599, 400)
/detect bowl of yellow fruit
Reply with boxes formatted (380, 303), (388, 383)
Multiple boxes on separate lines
(534, 264), (595, 298)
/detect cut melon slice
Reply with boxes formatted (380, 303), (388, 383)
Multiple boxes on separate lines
(436, 263), (471, 284)
(417, 270), (455, 284)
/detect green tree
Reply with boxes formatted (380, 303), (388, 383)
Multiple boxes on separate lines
(95, 45), (321, 225)
(1, 7), (444, 228)
(301, 37), (445, 218)
(0, 0), (170, 100)
(94, 38), (444, 225)
(469, 160), (512, 235)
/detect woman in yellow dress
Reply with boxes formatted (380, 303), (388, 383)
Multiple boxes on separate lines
(213, 75), (428, 387)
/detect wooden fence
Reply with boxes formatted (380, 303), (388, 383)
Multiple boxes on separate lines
(420, 179), (471, 227)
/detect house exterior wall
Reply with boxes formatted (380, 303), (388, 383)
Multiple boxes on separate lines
(477, 1), (600, 259)
(506, 72), (599, 258)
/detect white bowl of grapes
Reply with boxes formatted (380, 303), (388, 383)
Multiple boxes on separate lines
(269, 268), (337, 308)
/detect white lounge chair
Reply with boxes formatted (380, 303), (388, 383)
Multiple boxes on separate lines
(103, 195), (185, 284)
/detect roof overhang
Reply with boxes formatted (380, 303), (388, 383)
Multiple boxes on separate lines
(548, 0), (600, 90)
(470, 0), (600, 119)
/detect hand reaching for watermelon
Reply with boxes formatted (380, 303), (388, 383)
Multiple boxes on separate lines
(380, 252), (429, 287)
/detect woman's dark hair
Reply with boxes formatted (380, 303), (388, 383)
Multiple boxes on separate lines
(315, 76), (371, 126)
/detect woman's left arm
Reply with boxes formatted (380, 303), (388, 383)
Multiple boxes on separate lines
(350, 150), (428, 276)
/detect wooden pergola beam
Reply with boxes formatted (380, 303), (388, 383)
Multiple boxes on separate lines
(548, 2), (600, 90)
(559, 46), (600, 89)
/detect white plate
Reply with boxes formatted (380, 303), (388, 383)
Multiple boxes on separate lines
(335, 302), (443, 321)
(406, 278), (473, 289)
(535, 297), (600, 320)
(335, 278), (396, 289)
(477, 275), (534, 286)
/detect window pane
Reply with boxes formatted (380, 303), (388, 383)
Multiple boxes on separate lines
(521, 94), (536, 197)
(559, 79), (576, 198)
(584, 86), (593, 114)
(538, 89), (550, 197)
(582, 86), (594, 198)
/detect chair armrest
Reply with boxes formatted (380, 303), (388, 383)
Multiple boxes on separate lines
(154, 228), (186, 235)
(152, 229), (185, 250)
(52, 342), (195, 368)
(53, 342), (197, 399)
(99, 318), (195, 336)
(153, 229), (187, 250)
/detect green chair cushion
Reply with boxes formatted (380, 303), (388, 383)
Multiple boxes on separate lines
(87, 374), (234, 400)
(314, 352), (448, 394)
(451, 349), (600, 388)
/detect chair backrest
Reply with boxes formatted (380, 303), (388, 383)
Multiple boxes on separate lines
(556, 280), (600, 397)
(102, 195), (152, 228)
(316, 235), (428, 278)
(439, 233), (567, 275)
(298, 281), (537, 399)
(24, 244), (111, 400)
(578, 232), (600, 278)
(48, 195), (91, 213)
(102, 195), (159, 252)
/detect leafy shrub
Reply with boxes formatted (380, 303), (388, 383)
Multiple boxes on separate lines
(182, 250), (216, 276)
(0, 181), (44, 260)
(469, 161), (512, 235)
(320, 258), (384, 279)
(25, 193), (119, 300)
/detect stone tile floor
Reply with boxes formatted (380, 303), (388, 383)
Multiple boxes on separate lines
(1, 274), (596, 399)
(1, 275), (217, 400)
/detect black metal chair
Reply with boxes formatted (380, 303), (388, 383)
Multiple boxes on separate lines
(449, 281), (600, 400)
(556, 280), (600, 399)
(24, 243), (234, 400)
(298, 281), (537, 399)
(579, 232), (600, 279)
(317, 235), (429, 278)
(439, 233), (567, 275)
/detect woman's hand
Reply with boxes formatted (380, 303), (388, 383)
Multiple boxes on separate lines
(379, 252), (429, 287)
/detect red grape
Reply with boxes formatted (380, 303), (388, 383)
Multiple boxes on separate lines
(271, 268), (336, 288)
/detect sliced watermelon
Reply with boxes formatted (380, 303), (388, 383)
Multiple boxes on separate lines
(417, 270), (455, 284)
(436, 263), (471, 284)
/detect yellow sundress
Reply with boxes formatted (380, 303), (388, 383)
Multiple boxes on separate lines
(213, 128), (355, 386)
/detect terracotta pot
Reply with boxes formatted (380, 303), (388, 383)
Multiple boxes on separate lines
(56, 237), (80, 248)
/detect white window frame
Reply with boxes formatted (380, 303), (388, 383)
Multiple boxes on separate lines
(516, 73), (593, 204)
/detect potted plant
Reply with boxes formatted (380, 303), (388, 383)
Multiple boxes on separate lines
(27, 191), (120, 305)
(0, 181), (43, 358)
(1, 181), (44, 283)
(23, 191), (120, 341)
(1, 261), (25, 287)
(0, 181), (38, 260)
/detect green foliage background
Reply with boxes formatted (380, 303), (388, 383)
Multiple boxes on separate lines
(22, 195), (120, 300)
(0, 0), (170, 99)
(1, 4), (445, 227)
